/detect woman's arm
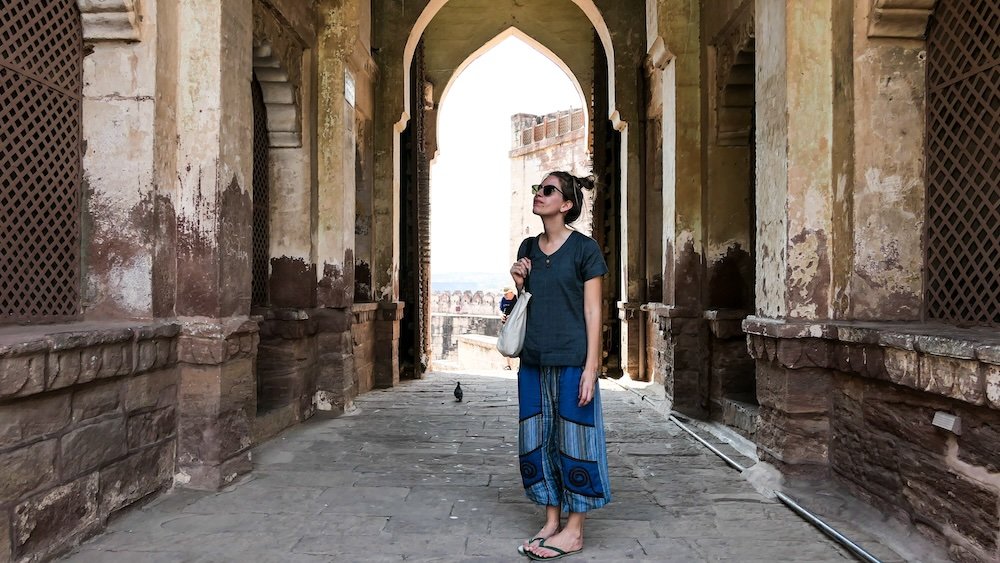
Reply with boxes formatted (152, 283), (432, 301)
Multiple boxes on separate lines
(578, 276), (603, 407)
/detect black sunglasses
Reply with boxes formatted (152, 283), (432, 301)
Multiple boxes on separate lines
(531, 184), (566, 198)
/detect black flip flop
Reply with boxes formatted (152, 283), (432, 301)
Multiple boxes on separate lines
(525, 539), (582, 561)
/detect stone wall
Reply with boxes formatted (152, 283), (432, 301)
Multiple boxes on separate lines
(455, 335), (517, 371)
(253, 311), (318, 443)
(509, 108), (592, 265)
(746, 318), (1000, 561)
(432, 291), (503, 316)
(430, 314), (503, 363)
(0, 323), (179, 561)
(352, 304), (378, 396)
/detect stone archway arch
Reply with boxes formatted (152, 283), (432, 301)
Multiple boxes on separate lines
(400, 0), (616, 130)
(434, 26), (589, 140)
(252, 41), (301, 148)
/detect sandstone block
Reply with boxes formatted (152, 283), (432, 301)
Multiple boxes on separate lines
(776, 338), (830, 369)
(260, 317), (318, 340)
(14, 474), (99, 559)
(179, 359), (254, 416)
(884, 347), (919, 389)
(863, 387), (948, 453)
(72, 379), (123, 423)
(47, 348), (84, 389)
(955, 407), (1000, 473)
(0, 392), (71, 448)
(127, 407), (177, 450)
(0, 510), (11, 562)
(756, 364), (832, 414)
(311, 308), (352, 333)
(830, 420), (901, 504)
(176, 449), (252, 491)
(124, 369), (178, 412)
(178, 409), (252, 466)
(914, 335), (977, 359)
(0, 351), (46, 399)
(757, 407), (830, 466)
(919, 355), (984, 405)
(177, 336), (228, 365)
(47, 342), (131, 391)
(136, 338), (164, 373)
(900, 449), (998, 551)
(100, 441), (174, 517)
(985, 364), (1000, 408)
(101, 343), (133, 378)
(0, 440), (57, 503)
(375, 320), (400, 340)
(60, 418), (127, 478)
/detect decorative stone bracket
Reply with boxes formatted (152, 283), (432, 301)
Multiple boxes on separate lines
(252, 42), (302, 148)
(78, 0), (142, 42)
(867, 0), (938, 39)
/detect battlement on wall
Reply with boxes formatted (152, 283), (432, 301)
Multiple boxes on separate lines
(510, 107), (586, 153)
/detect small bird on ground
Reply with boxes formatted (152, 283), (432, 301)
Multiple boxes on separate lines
(454, 382), (463, 402)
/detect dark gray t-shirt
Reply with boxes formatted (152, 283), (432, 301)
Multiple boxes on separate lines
(516, 231), (608, 367)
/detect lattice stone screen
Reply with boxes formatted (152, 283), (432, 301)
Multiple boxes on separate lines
(251, 75), (270, 308)
(0, 0), (83, 323)
(924, 0), (1000, 327)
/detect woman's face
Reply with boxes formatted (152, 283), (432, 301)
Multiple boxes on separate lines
(531, 175), (571, 218)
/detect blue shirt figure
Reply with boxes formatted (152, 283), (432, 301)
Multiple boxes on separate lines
(499, 288), (517, 317)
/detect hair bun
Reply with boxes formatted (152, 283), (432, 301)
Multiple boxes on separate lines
(576, 175), (595, 190)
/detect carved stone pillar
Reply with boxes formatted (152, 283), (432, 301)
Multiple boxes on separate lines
(374, 302), (404, 389)
(172, 0), (256, 489)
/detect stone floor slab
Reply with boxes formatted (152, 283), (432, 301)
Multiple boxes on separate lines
(63, 371), (900, 562)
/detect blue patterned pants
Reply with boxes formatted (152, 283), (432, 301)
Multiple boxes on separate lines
(517, 364), (611, 513)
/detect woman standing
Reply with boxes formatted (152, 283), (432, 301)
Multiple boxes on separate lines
(509, 171), (610, 560)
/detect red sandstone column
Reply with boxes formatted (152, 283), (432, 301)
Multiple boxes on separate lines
(172, 0), (256, 490)
(750, 0), (850, 469)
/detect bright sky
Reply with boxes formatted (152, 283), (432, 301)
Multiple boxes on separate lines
(430, 36), (582, 276)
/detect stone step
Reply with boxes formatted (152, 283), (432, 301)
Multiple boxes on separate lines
(722, 394), (759, 436)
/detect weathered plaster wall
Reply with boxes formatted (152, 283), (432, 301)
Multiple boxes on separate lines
(754, 0), (788, 318)
(153, 0), (179, 319)
(352, 21), (378, 304)
(174, 0), (253, 319)
(254, 1), (318, 309)
(422, 0), (594, 110)
(783, 0), (845, 321)
(849, 0), (925, 320)
(316, 0), (366, 309)
(81, 0), (162, 319)
(656, 0), (704, 311)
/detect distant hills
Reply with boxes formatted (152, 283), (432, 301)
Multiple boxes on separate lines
(431, 271), (511, 293)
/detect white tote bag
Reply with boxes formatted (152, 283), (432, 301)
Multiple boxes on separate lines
(496, 289), (531, 357)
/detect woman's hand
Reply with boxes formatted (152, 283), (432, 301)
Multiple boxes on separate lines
(578, 367), (598, 407)
(510, 258), (532, 290)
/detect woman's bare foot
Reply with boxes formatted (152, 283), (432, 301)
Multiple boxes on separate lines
(526, 527), (583, 558)
(521, 523), (560, 553)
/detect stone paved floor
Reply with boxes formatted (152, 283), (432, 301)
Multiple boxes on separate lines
(65, 371), (901, 562)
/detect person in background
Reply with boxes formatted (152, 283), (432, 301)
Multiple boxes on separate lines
(500, 287), (518, 319)
(499, 287), (518, 370)
(508, 171), (609, 560)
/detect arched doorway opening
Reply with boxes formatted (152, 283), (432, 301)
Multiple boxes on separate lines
(393, 0), (625, 379)
(425, 32), (587, 372)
